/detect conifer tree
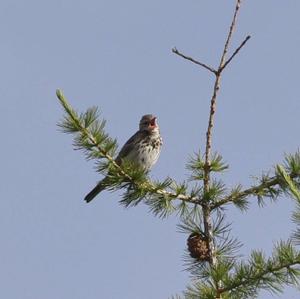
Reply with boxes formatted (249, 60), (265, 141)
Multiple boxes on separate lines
(56, 1), (300, 298)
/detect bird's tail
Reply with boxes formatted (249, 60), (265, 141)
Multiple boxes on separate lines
(84, 180), (106, 203)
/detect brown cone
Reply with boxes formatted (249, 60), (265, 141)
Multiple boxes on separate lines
(187, 233), (210, 261)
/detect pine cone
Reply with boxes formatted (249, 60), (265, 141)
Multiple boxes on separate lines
(187, 233), (210, 261)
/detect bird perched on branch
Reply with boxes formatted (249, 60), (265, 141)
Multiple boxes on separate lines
(84, 114), (162, 203)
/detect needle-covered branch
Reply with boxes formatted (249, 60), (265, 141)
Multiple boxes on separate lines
(218, 242), (300, 298)
(211, 151), (300, 210)
(184, 241), (300, 299)
(56, 90), (203, 217)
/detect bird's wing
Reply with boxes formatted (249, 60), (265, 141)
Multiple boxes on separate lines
(115, 130), (146, 165)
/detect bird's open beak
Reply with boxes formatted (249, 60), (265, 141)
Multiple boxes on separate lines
(149, 117), (157, 128)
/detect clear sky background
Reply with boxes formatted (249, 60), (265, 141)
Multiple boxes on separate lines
(1, 1), (300, 298)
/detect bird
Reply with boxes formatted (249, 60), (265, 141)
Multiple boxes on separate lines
(84, 114), (162, 203)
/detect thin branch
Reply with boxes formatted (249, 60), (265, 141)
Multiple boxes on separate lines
(220, 35), (251, 71)
(172, 47), (217, 74)
(211, 172), (298, 210)
(218, 0), (242, 70)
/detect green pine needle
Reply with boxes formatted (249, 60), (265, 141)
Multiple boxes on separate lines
(186, 152), (229, 182)
(276, 164), (300, 202)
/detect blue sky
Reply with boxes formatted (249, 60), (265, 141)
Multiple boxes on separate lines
(1, 1), (300, 298)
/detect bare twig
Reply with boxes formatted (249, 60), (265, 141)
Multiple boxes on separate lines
(204, 0), (242, 185)
(172, 47), (217, 74)
(218, 0), (242, 70)
(221, 35), (251, 71)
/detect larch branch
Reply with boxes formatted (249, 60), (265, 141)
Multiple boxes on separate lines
(211, 172), (298, 210)
(219, 260), (300, 295)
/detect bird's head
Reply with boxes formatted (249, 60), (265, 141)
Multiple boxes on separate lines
(139, 114), (159, 134)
